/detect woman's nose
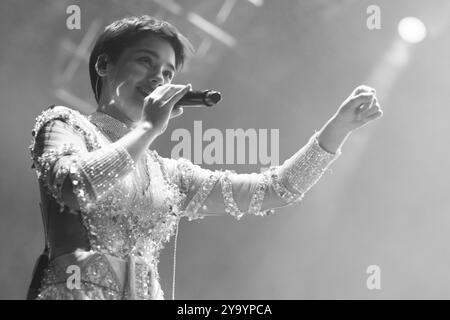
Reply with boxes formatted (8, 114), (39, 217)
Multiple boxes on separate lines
(149, 66), (164, 87)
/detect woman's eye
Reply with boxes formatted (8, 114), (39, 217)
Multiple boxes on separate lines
(139, 57), (153, 66)
(163, 71), (173, 79)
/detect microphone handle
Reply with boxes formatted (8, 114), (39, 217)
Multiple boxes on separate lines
(175, 90), (221, 107)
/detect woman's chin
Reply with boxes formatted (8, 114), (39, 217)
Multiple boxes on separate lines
(127, 101), (145, 118)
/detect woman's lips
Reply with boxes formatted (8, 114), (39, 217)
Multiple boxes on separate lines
(137, 87), (148, 97)
(137, 87), (154, 97)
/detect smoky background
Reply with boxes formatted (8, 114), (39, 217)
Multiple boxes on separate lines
(0, 0), (448, 299)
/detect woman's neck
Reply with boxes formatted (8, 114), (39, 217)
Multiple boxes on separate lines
(97, 102), (135, 129)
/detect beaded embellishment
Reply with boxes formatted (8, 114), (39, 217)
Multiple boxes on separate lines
(280, 133), (340, 194)
(30, 107), (341, 300)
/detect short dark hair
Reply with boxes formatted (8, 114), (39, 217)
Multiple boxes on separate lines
(89, 15), (194, 102)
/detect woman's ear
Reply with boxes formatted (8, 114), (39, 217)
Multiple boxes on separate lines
(95, 54), (109, 77)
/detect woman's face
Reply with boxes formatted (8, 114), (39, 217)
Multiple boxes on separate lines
(101, 34), (177, 123)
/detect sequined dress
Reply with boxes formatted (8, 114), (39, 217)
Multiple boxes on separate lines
(29, 105), (341, 300)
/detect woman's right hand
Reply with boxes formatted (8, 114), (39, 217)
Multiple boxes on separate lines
(140, 83), (192, 135)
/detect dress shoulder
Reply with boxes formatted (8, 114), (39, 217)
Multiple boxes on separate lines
(32, 105), (88, 138)
(30, 105), (100, 156)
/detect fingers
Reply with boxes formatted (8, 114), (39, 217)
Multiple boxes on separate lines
(338, 85), (382, 130)
(162, 83), (192, 108)
(350, 85), (376, 110)
(353, 84), (376, 96)
(363, 109), (383, 122)
(360, 96), (383, 123)
(357, 95), (375, 114)
(349, 91), (375, 109)
(145, 83), (190, 108)
(149, 84), (173, 102)
(360, 96), (380, 115)
(170, 106), (184, 119)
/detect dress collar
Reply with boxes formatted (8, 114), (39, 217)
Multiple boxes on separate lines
(88, 111), (131, 142)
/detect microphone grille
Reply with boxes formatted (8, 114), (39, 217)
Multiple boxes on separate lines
(206, 90), (222, 105)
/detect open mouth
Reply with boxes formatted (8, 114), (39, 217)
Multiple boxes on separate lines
(137, 87), (152, 97)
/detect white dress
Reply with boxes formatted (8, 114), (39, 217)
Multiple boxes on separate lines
(29, 106), (340, 300)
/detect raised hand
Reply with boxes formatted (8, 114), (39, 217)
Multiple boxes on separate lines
(316, 85), (383, 154)
(140, 83), (192, 135)
(333, 85), (383, 132)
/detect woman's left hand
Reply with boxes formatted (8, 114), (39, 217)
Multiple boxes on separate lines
(316, 85), (383, 154)
(332, 85), (383, 133)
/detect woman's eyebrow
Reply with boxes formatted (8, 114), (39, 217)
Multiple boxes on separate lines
(135, 49), (175, 72)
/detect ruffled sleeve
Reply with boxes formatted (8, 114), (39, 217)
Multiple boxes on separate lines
(160, 132), (341, 221)
(30, 106), (135, 212)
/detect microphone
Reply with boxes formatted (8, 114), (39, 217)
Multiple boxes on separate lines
(175, 90), (222, 107)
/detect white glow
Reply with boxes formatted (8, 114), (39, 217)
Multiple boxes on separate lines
(247, 0), (264, 6)
(398, 17), (427, 44)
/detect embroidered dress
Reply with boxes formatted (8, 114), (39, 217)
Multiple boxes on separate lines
(29, 105), (340, 300)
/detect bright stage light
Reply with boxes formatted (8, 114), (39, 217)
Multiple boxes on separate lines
(398, 17), (427, 44)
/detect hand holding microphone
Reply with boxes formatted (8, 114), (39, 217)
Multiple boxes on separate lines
(141, 83), (221, 136)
